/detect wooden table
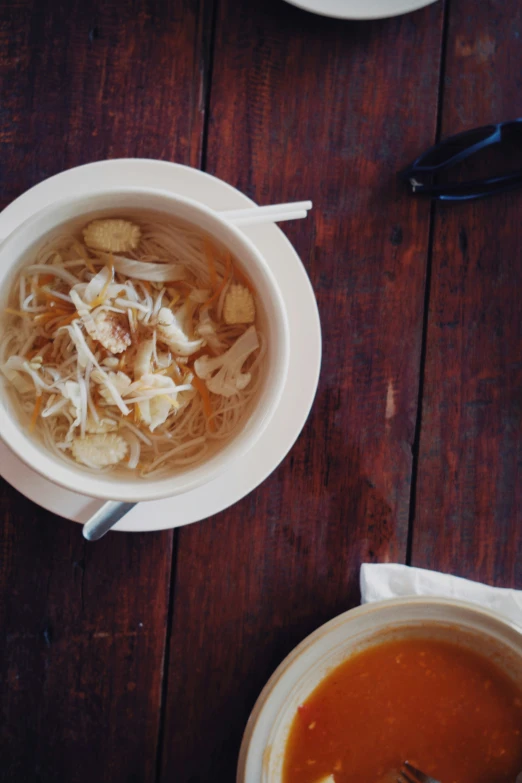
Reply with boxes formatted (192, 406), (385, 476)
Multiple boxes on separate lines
(1, 1), (521, 780)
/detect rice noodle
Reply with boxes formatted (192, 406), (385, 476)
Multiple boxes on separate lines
(24, 264), (80, 286)
(123, 430), (141, 469)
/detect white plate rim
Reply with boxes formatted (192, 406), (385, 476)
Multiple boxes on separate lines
(0, 158), (322, 532)
(282, 0), (437, 20)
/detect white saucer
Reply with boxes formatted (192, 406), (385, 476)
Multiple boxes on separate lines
(283, 0), (437, 20)
(0, 159), (321, 532)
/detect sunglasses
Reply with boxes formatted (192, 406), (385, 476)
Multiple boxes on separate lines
(399, 119), (522, 201)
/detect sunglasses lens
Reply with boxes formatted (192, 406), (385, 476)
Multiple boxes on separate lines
(420, 125), (496, 167)
(402, 120), (522, 198)
(500, 121), (522, 143)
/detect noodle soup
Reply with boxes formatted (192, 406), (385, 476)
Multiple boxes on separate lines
(0, 212), (266, 479)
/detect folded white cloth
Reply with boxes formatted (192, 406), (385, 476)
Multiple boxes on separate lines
(360, 563), (522, 628)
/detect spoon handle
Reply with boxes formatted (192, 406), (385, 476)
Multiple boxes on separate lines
(82, 500), (136, 541)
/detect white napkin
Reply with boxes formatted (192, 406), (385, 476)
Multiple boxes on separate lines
(360, 563), (522, 628)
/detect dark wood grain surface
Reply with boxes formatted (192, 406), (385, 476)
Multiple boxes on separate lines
(411, 0), (522, 584)
(0, 0), (520, 781)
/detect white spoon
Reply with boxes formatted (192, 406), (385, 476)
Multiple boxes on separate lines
(82, 501), (136, 541)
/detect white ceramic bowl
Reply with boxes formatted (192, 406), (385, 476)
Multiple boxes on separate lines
(237, 597), (522, 783)
(0, 188), (290, 502)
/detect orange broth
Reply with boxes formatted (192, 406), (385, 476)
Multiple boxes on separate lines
(283, 637), (522, 783)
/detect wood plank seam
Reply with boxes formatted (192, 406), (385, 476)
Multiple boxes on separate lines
(406, 0), (452, 565)
(154, 531), (181, 783)
(200, 0), (220, 173)
(153, 3), (219, 781)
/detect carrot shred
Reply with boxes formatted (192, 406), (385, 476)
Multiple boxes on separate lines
(192, 376), (216, 432)
(34, 313), (58, 325)
(29, 395), (43, 432)
(35, 309), (73, 325)
(202, 252), (232, 309)
(4, 308), (31, 318)
(41, 291), (74, 308)
(168, 291), (181, 310)
(56, 312), (80, 327)
(25, 346), (44, 360)
(204, 237), (218, 290)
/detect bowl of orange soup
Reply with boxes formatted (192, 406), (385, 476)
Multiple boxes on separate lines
(237, 598), (522, 783)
